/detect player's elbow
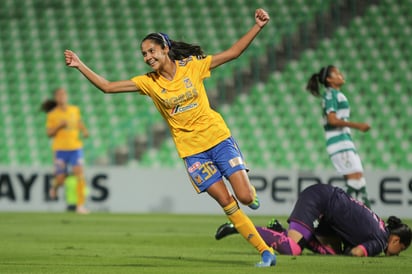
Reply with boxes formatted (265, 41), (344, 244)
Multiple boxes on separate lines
(226, 47), (243, 61)
(99, 84), (112, 93)
(229, 50), (241, 60)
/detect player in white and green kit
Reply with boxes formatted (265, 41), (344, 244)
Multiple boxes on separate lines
(306, 65), (371, 208)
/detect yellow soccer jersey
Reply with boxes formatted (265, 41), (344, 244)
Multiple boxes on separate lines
(131, 55), (231, 158)
(46, 105), (83, 151)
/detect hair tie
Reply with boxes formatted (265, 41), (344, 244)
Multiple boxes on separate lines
(158, 32), (172, 48)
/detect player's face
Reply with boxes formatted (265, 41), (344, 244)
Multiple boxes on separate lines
(141, 40), (169, 71)
(54, 88), (68, 105)
(385, 235), (406, 256)
(326, 67), (345, 87)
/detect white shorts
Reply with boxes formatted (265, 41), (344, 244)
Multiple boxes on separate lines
(330, 150), (364, 175)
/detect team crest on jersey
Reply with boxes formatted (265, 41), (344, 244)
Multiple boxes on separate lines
(183, 77), (193, 89)
(161, 88), (167, 94)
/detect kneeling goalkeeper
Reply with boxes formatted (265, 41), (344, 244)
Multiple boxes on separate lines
(216, 184), (411, 257)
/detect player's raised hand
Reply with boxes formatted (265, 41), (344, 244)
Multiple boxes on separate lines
(64, 49), (81, 68)
(255, 8), (270, 28)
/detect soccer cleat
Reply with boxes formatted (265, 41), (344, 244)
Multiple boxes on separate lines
(267, 219), (286, 233)
(215, 222), (238, 240)
(255, 250), (277, 267)
(306, 239), (337, 255)
(248, 197), (260, 210)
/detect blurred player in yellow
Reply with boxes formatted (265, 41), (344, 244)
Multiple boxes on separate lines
(64, 8), (276, 267)
(41, 88), (89, 214)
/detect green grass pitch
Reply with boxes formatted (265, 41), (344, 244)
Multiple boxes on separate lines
(0, 213), (411, 274)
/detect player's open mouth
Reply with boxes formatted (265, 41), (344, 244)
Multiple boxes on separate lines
(148, 60), (157, 67)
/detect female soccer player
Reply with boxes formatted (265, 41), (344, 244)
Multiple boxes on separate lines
(41, 88), (89, 214)
(306, 66), (371, 207)
(216, 184), (412, 257)
(64, 9), (276, 267)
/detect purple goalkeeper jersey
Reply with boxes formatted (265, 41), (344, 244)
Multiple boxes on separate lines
(288, 184), (389, 256)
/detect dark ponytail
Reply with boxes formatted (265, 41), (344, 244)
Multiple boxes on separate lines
(142, 32), (205, 61)
(168, 40), (205, 61)
(387, 216), (412, 248)
(306, 73), (321, 97)
(41, 99), (57, 113)
(306, 65), (334, 97)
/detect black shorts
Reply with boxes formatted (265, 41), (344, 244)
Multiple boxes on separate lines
(287, 184), (335, 233)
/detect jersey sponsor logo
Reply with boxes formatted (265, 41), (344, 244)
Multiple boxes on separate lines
(188, 161), (201, 173)
(162, 88), (198, 108)
(170, 103), (198, 115)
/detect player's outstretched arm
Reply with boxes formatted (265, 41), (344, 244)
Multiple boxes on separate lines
(210, 8), (269, 69)
(64, 50), (139, 93)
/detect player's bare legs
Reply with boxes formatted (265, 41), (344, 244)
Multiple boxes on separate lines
(227, 170), (259, 209)
(49, 173), (66, 200)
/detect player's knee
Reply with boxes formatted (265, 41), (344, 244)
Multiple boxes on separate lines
(217, 195), (236, 208)
(236, 190), (254, 205)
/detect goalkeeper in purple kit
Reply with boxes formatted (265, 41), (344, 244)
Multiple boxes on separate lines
(216, 184), (411, 257)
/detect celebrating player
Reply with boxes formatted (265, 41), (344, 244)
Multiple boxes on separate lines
(41, 88), (89, 214)
(64, 9), (276, 267)
(306, 66), (371, 207)
(215, 184), (411, 257)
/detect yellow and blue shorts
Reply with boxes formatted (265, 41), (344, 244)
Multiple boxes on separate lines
(183, 137), (247, 193)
